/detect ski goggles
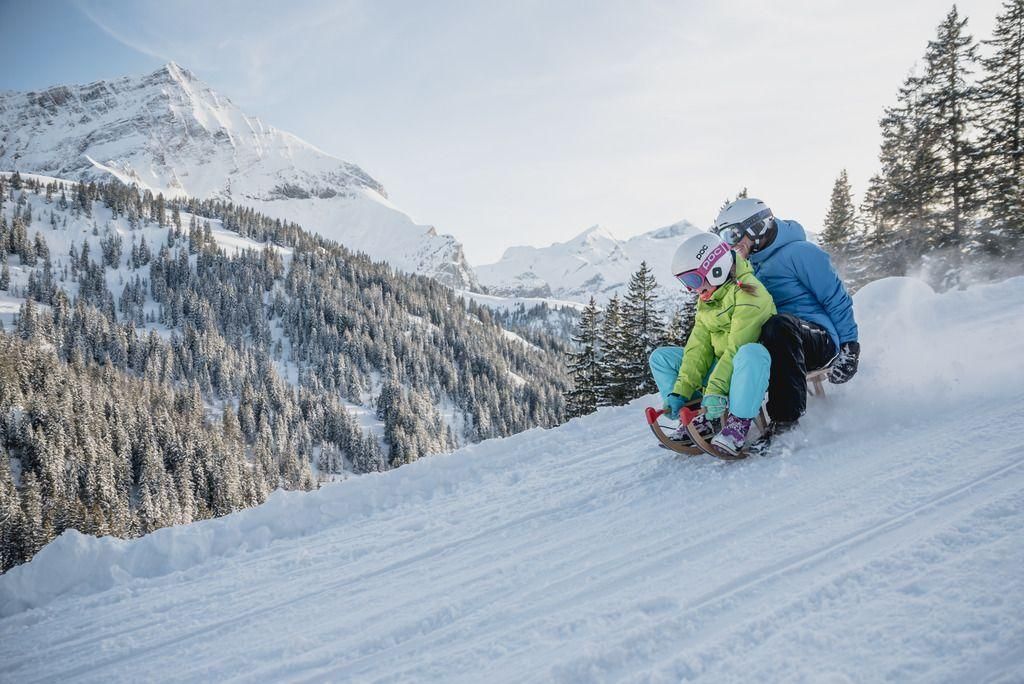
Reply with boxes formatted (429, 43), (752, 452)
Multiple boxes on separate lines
(675, 270), (706, 290)
(714, 208), (773, 245)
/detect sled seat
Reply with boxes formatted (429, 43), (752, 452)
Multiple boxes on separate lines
(806, 367), (830, 398)
(647, 368), (833, 459)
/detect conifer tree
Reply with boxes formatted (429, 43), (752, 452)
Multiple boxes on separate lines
(976, 0), (1024, 251)
(19, 471), (45, 558)
(661, 294), (697, 347)
(566, 297), (601, 417)
(719, 187), (749, 212)
(919, 6), (981, 251)
(619, 262), (664, 397)
(821, 170), (857, 251)
(597, 295), (629, 406)
(862, 70), (944, 273)
(0, 450), (23, 572)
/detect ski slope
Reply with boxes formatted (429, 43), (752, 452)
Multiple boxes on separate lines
(2, 276), (1024, 683)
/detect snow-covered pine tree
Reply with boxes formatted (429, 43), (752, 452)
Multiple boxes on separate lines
(0, 449), (22, 572)
(661, 292), (697, 348)
(976, 0), (1024, 254)
(566, 297), (601, 417)
(619, 262), (664, 397)
(18, 471), (45, 558)
(597, 295), (631, 407)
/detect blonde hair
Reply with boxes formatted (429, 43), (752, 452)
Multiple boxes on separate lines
(731, 260), (758, 295)
(736, 280), (757, 295)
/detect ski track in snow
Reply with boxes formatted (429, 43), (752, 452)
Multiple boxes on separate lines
(2, 276), (1024, 683)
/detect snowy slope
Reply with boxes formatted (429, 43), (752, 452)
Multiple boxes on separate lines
(0, 172), (291, 319)
(0, 63), (477, 288)
(476, 220), (705, 305)
(2, 276), (1024, 682)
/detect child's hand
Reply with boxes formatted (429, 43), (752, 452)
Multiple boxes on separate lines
(701, 394), (729, 420)
(663, 393), (686, 420)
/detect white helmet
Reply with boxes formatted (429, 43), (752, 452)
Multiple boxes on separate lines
(671, 232), (734, 289)
(713, 198), (774, 246)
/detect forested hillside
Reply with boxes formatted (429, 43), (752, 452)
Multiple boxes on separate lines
(0, 172), (569, 571)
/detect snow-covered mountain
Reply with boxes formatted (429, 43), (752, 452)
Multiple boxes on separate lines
(0, 62), (478, 288)
(4, 275), (1023, 681)
(476, 219), (706, 304)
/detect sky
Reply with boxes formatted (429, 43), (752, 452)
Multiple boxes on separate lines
(0, 0), (1008, 265)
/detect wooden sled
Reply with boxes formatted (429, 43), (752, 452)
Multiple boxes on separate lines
(649, 368), (831, 460)
(645, 400), (704, 456)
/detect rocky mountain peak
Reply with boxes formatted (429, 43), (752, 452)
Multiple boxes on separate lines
(0, 64), (477, 288)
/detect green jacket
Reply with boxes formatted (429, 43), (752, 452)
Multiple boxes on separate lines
(672, 255), (776, 399)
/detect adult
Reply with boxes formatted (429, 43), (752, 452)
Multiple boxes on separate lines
(713, 198), (860, 434)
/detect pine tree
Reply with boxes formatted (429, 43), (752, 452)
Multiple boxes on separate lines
(19, 471), (45, 559)
(718, 187), (750, 212)
(661, 294), (697, 347)
(0, 450), (23, 572)
(619, 262), (663, 397)
(821, 170), (857, 251)
(565, 297), (601, 417)
(596, 295), (629, 406)
(976, 0), (1024, 252)
(862, 70), (944, 273)
(919, 6), (982, 253)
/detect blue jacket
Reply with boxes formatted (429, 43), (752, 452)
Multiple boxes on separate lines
(747, 219), (858, 351)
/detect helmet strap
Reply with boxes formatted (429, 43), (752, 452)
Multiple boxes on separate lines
(752, 219), (778, 252)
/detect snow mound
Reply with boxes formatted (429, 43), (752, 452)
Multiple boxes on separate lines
(0, 437), (526, 617)
(854, 275), (1024, 408)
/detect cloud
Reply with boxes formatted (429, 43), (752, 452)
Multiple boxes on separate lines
(73, 0), (363, 99)
(74, 0), (171, 62)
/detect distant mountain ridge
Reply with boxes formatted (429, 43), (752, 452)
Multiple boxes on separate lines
(476, 219), (705, 304)
(0, 62), (478, 288)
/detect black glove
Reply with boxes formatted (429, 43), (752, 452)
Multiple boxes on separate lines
(829, 341), (860, 384)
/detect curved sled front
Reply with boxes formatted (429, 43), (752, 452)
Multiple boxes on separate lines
(645, 407), (703, 456)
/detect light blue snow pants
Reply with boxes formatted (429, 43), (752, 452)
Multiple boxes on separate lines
(648, 344), (772, 419)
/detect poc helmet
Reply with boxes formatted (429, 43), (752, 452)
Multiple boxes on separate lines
(713, 198), (774, 248)
(671, 232), (734, 290)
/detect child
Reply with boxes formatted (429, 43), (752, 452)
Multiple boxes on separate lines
(649, 232), (776, 455)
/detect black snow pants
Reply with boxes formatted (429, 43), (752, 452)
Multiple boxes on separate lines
(758, 313), (837, 423)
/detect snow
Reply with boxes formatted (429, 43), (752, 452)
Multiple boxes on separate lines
(0, 293), (26, 327)
(2, 275), (1024, 682)
(0, 172), (289, 323)
(206, 223), (293, 259)
(456, 288), (586, 312)
(501, 328), (541, 353)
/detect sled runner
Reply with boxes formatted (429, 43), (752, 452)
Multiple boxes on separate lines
(645, 400), (705, 456)
(647, 368), (831, 460)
